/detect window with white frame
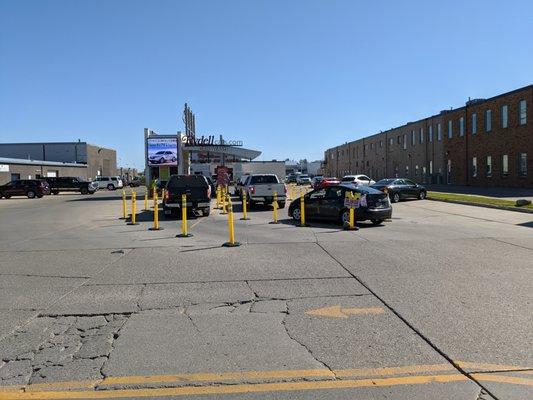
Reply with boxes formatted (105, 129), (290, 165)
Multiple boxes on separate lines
(420, 128), (424, 144)
(411, 130), (415, 146)
(429, 160), (433, 174)
(379, 140), (383, 148)
(403, 134), (407, 150)
(428, 125), (433, 142)
(471, 157), (477, 177)
(437, 123), (442, 141)
(485, 109), (492, 132)
(448, 120), (453, 138)
(502, 154), (509, 176)
(486, 155), (492, 177)
(519, 153), (527, 176)
(519, 100), (527, 125)
(472, 113), (477, 134)
(501, 105), (508, 128)
(459, 117), (464, 136)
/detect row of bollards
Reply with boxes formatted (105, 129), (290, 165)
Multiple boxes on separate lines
(120, 184), (334, 248)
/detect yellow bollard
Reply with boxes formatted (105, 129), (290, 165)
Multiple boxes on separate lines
(221, 187), (228, 214)
(152, 186), (156, 208)
(176, 194), (192, 237)
(223, 194), (241, 247)
(344, 191), (359, 231)
(270, 191), (279, 224)
(161, 188), (166, 202)
(240, 189), (250, 220)
(299, 189), (307, 227)
(149, 193), (163, 231)
(127, 190), (139, 225)
(216, 186), (221, 209)
(144, 191), (148, 211)
(120, 189), (127, 219)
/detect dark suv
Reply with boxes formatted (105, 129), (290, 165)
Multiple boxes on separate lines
(45, 177), (98, 195)
(0, 180), (50, 199)
(163, 175), (212, 218)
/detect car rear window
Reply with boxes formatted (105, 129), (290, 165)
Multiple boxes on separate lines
(168, 175), (208, 188)
(250, 175), (278, 184)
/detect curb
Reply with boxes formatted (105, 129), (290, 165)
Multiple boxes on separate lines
(427, 197), (533, 214)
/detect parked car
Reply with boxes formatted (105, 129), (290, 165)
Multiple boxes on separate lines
(370, 178), (427, 203)
(311, 176), (324, 189)
(0, 179), (49, 199)
(315, 177), (340, 189)
(94, 176), (124, 190)
(296, 174), (312, 185)
(234, 174), (250, 197)
(163, 175), (212, 217)
(285, 173), (299, 184)
(288, 183), (392, 225)
(149, 150), (177, 164)
(45, 177), (98, 195)
(341, 174), (375, 186)
(243, 174), (287, 208)
(129, 177), (143, 187)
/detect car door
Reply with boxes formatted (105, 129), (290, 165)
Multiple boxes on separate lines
(305, 189), (326, 218)
(321, 187), (344, 219)
(393, 179), (408, 198)
(2, 182), (17, 196)
(403, 179), (418, 198)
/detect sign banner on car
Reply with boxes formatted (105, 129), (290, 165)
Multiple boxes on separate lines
(147, 138), (178, 167)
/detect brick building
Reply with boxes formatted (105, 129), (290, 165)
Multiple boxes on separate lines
(323, 85), (532, 188)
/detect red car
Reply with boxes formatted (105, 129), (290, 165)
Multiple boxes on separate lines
(315, 177), (340, 189)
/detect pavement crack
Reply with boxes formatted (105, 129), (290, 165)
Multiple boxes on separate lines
(181, 308), (201, 334)
(281, 301), (337, 380)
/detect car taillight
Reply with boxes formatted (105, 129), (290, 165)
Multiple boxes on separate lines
(165, 191), (170, 201)
(250, 186), (255, 194)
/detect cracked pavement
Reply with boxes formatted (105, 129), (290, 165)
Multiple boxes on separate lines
(0, 191), (532, 399)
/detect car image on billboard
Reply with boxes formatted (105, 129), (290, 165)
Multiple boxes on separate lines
(147, 138), (178, 166)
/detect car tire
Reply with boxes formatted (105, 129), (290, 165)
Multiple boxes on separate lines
(371, 219), (384, 225)
(340, 209), (350, 225)
(27, 190), (36, 199)
(36, 194), (43, 198)
(80, 187), (89, 195)
(291, 207), (301, 221)
(390, 192), (400, 203)
(107, 184), (115, 190)
(418, 190), (426, 200)
(4, 195), (11, 199)
(52, 191), (59, 195)
(159, 157), (165, 163)
(278, 201), (285, 209)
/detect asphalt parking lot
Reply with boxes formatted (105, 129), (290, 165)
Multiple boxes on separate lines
(0, 189), (532, 399)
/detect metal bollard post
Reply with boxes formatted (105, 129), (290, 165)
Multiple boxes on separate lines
(176, 194), (192, 237)
(149, 193), (163, 231)
(144, 191), (148, 211)
(223, 194), (241, 247)
(240, 189), (250, 220)
(120, 189), (127, 219)
(270, 191), (279, 224)
(127, 190), (139, 225)
(299, 190), (307, 227)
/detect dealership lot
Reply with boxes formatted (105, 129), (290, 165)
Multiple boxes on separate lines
(0, 190), (532, 399)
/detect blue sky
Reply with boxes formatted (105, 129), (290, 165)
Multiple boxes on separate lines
(1, 0), (532, 169)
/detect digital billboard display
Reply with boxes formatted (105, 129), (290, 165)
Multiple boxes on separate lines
(147, 138), (178, 166)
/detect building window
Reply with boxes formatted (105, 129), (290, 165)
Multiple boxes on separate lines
(485, 109), (492, 132)
(397, 136), (401, 144)
(472, 113), (477, 134)
(415, 165), (419, 176)
(502, 154), (509, 176)
(420, 128), (424, 144)
(471, 157), (477, 178)
(389, 137), (394, 146)
(459, 117), (464, 137)
(403, 134), (407, 150)
(437, 123), (442, 141)
(448, 120), (453, 138)
(428, 125), (433, 142)
(519, 153), (527, 176)
(405, 165), (409, 175)
(519, 100), (527, 125)
(486, 156), (492, 177)
(411, 130), (416, 146)
(380, 140), (383, 148)
(429, 160), (433, 174)
(370, 142), (374, 150)
(501, 105), (508, 128)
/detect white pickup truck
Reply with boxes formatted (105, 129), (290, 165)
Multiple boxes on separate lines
(243, 174), (287, 208)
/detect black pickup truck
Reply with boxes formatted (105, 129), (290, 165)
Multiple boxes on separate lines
(45, 177), (98, 195)
(163, 175), (212, 218)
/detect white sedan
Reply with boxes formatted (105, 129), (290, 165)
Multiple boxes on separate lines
(341, 174), (375, 186)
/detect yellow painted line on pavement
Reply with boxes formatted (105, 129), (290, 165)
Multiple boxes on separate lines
(190, 215), (210, 229)
(457, 361), (533, 373)
(473, 373), (533, 386)
(305, 305), (385, 318)
(0, 374), (470, 399)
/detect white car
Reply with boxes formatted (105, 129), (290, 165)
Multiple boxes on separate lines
(296, 174), (311, 185)
(341, 175), (375, 186)
(149, 150), (177, 164)
(94, 176), (124, 190)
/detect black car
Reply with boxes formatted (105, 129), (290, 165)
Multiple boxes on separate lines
(0, 179), (50, 199)
(288, 184), (392, 225)
(370, 179), (427, 203)
(45, 177), (98, 195)
(163, 175), (212, 218)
